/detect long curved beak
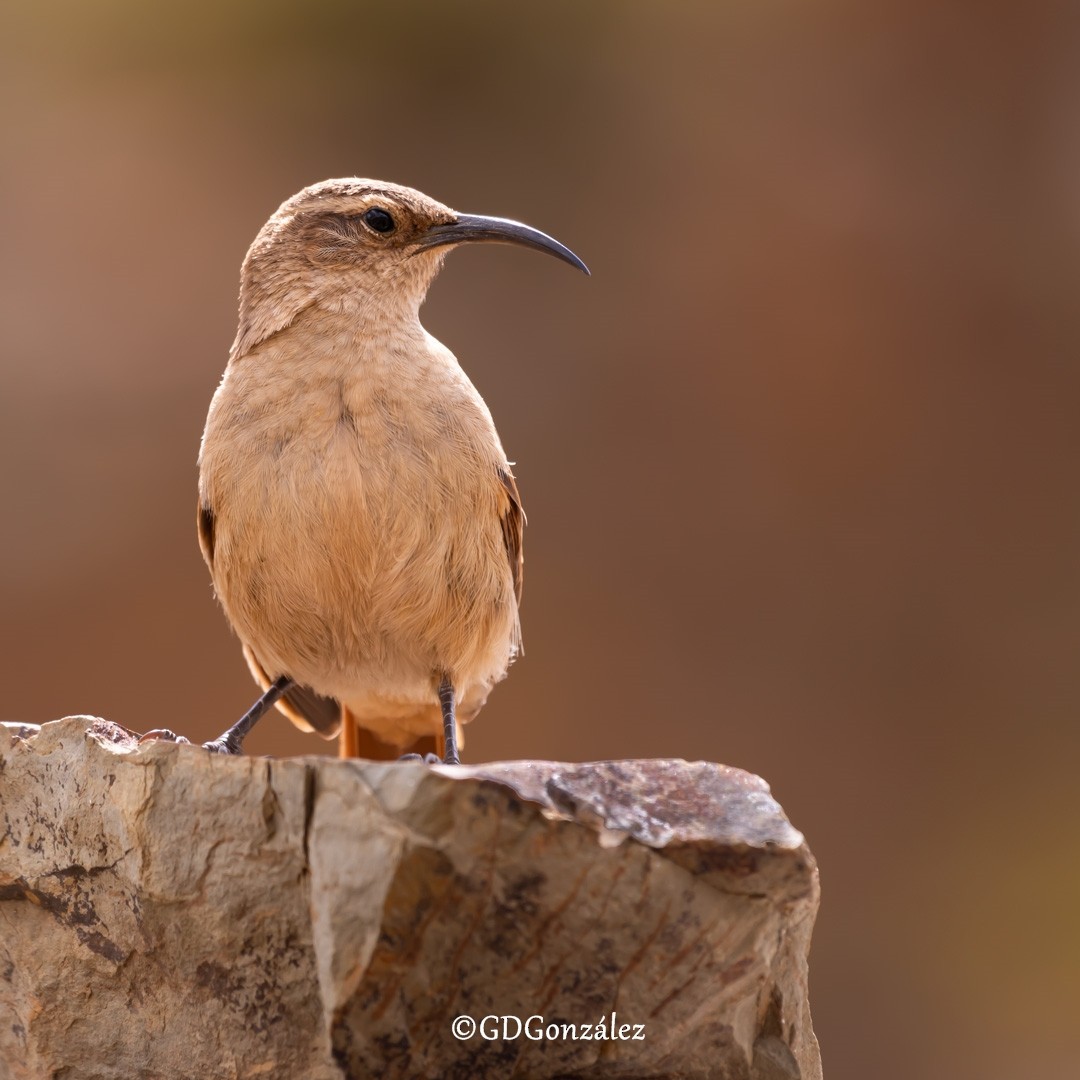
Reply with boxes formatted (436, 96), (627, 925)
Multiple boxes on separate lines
(418, 213), (590, 275)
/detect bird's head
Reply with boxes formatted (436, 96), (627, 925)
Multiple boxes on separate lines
(232, 178), (588, 359)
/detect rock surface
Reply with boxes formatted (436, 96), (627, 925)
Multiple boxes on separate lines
(0, 718), (821, 1080)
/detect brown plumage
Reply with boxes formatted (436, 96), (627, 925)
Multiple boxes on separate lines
(194, 178), (586, 761)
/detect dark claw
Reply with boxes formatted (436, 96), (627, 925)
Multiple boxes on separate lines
(202, 737), (243, 755)
(138, 729), (192, 746)
(397, 752), (444, 764)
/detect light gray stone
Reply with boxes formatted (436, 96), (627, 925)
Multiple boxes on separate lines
(0, 718), (821, 1079)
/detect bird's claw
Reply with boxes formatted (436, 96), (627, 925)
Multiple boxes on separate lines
(397, 752), (446, 764)
(138, 729), (192, 746)
(138, 729), (241, 754)
(201, 737), (243, 755)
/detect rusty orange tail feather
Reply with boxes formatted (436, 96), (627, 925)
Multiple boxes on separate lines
(338, 707), (439, 760)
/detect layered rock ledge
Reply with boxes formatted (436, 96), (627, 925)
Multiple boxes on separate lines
(0, 718), (821, 1079)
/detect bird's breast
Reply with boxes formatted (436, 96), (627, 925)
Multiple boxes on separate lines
(198, 327), (518, 693)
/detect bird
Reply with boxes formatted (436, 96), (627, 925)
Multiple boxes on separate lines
(144, 179), (587, 764)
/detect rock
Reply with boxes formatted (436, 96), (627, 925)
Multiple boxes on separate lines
(0, 718), (821, 1079)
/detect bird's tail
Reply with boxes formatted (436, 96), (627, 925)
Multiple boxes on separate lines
(338, 706), (442, 760)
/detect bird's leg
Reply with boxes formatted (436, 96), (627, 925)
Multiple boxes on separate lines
(400, 678), (459, 764)
(202, 675), (294, 755)
(438, 675), (460, 765)
(138, 675), (293, 752)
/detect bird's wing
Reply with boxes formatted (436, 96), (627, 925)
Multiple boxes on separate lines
(197, 502), (216, 566)
(243, 644), (341, 737)
(199, 499), (339, 737)
(498, 466), (525, 605)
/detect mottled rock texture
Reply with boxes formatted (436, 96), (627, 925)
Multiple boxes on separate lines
(0, 718), (821, 1079)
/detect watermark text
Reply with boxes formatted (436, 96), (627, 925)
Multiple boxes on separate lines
(452, 1013), (645, 1043)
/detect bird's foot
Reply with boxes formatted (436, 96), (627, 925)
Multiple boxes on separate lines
(201, 736), (244, 755)
(138, 729), (242, 754)
(138, 728), (192, 746)
(398, 752), (443, 764)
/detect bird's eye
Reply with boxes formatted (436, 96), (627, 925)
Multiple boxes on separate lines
(362, 207), (395, 234)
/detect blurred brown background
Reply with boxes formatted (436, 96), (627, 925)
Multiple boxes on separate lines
(3, 1), (1079, 1076)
